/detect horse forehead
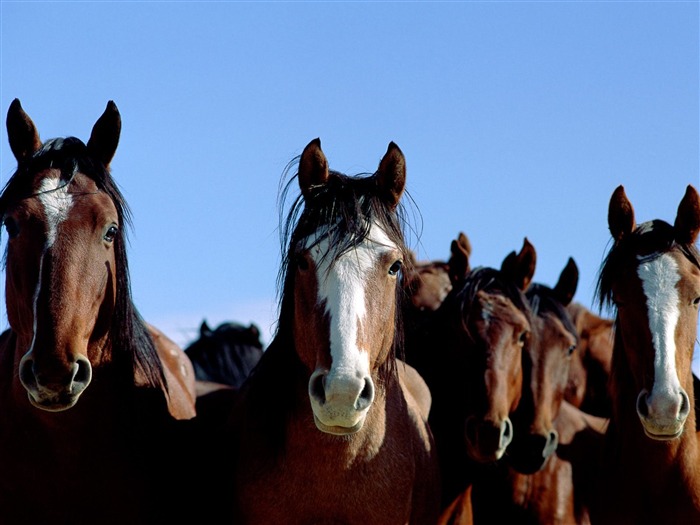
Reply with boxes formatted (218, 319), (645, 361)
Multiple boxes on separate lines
(306, 222), (397, 275)
(477, 291), (527, 327)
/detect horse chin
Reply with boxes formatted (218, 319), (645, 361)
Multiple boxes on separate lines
(313, 415), (365, 436)
(641, 422), (685, 441)
(27, 392), (81, 412)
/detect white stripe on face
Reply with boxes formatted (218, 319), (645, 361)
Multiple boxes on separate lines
(29, 176), (74, 350)
(38, 176), (73, 247)
(637, 253), (682, 398)
(309, 222), (396, 379)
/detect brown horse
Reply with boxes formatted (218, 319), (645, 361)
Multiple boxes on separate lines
(591, 184), (700, 525)
(227, 139), (440, 524)
(565, 302), (614, 418)
(405, 235), (536, 519)
(404, 231), (472, 313)
(0, 99), (198, 524)
(470, 258), (588, 525)
(507, 258), (579, 474)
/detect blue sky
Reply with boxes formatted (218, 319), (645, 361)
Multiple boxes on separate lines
(1, 1), (698, 354)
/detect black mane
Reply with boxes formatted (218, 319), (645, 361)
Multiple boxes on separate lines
(595, 219), (700, 312)
(0, 137), (166, 392)
(526, 283), (578, 342)
(446, 265), (532, 342)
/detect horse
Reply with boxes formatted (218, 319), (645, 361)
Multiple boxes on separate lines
(507, 257), (579, 474)
(184, 319), (264, 389)
(404, 231), (472, 313)
(565, 302), (614, 418)
(470, 258), (593, 525)
(590, 184), (700, 525)
(0, 99), (198, 524)
(227, 138), (440, 524)
(404, 234), (536, 520)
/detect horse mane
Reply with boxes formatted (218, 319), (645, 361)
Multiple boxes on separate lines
(595, 219), (700, 312)
(526, 283), (578, 342)
(0, 137), (166, 393)
(241, 159), (415, 454)
(445, 265), (533, 342)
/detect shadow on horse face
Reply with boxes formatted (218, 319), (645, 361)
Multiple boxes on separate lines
(292, 138), (407, 436)
(3, 100), (124, 411)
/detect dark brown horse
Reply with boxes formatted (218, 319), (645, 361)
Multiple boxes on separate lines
(591, 184), (700, 524)
(0, 99), (198, 524)
(405, 235), (536, 521)
(227, 139), (440, 524)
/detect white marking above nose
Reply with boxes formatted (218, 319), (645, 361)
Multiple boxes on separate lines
(307, 222), (395, 378)
(637, 253), (682, 400)
(28, 176), (75, 358)
(38, 176), (73, 247)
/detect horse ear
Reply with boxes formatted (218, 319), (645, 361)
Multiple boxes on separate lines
(553, 257), (579, 306)
(87, 101), (121, 169)
(6, 99), (42, 163)
(501, 237), (537, 291)
(674, 185), (700, 245)
(447, 232), (472, 284)
(608, 185), (635, 243)
(298, 138), (329, 200)
(375, 142), (406, 209)
(200, 320), (212, 337)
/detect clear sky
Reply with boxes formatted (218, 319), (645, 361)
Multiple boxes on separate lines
(1, 1), (698, 357)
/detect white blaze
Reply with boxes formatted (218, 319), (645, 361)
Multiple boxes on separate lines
(637, 253), (682, 398)
(309, 223), (395, 378)
(29, 177), (74, 351)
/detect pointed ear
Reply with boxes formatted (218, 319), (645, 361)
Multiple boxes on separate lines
(608, 185), (635, 243)
(553, 257), (579, 306)
(298, 138), (329, 200)
(501, 237), (537, 291)
(6, 99), (42, 163)
(200, 320), (212, 337)
(87, 101), (121, 169)
(375, 142), (406, 209)
(674, 185), (700, 246)
(447, 232), (472, 284)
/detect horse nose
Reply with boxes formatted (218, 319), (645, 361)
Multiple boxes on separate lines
(19, 354), (92, 397)
(637, 387), (690, 421)
(500, 418), (514, 449)
(309, 370), (375, 410)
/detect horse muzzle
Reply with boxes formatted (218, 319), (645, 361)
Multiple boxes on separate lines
(308, 368), (375, 435)
(636, 387), (690, 441)
(19, 354), (93, 412)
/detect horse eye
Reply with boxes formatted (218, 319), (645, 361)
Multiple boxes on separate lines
(568, 344), (577, 355)
(103, 225), (118, 243)
(388, 260), (403, 276)
(3, 217), (19, 239)
(693, 297), (700, 307)
(518, 331), (529, 345)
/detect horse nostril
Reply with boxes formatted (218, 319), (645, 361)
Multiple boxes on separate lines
(679, 389), (691, 418)
(355, 377), (375, 411)
(501, 418), (513, 446)
(19, 358), (36, 390)
(309, 373), (326, 405)
(72, 356), (92, 389)
(636, 390), (650, 418)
